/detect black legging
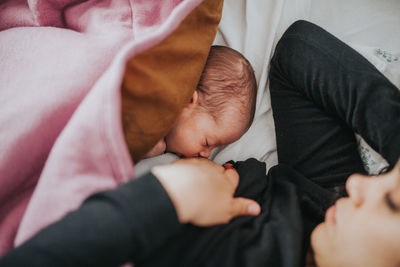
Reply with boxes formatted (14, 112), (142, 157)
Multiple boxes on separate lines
(270, 20), (400, 189)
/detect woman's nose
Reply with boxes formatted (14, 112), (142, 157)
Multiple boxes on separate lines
(346, 174), (369, 207)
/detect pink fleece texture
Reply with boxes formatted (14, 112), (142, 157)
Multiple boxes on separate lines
(0, 0), (203, 256)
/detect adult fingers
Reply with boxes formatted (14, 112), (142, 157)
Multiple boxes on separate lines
(230, 197), (261, 218)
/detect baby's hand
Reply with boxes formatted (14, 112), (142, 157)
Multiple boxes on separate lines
(144, 139), (166, 158)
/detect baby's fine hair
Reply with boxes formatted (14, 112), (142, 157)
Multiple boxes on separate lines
(197, 45), (257, 129)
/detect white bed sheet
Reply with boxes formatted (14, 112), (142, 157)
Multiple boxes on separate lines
(134, 0), (400, 177)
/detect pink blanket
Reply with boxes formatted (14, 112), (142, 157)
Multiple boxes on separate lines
(0, 0), (203, 255)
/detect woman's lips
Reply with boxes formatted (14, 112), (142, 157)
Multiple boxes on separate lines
(325, 204), (337, 225)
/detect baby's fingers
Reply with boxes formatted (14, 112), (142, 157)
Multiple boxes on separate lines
(231, 198), (261, 218)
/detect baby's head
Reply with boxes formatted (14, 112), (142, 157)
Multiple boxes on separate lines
(165, 45), (257, 158)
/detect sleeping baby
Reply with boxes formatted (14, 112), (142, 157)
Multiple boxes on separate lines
(145, 45), (257, 158)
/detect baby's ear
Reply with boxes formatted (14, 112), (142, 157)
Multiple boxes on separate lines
(188, 90), (199, 106)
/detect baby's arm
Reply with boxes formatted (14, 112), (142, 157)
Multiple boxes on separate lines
(144, 139), (166, 158)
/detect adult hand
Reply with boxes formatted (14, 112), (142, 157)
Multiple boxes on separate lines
(152, 158), (261, 226)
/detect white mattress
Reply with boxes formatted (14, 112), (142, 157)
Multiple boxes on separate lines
(134, 0), (400, 177)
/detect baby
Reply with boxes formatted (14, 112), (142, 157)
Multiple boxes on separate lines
(145, 45), (257, 158)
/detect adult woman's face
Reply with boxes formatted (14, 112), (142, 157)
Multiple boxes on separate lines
(311, 161), (400, 267)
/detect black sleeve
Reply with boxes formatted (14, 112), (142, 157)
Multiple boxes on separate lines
(0, 172), (182, 267)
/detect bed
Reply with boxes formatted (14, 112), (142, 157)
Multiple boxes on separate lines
(0, 0), (399, 259)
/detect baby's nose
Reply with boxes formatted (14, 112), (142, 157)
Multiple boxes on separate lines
(199, 149), (211, 158)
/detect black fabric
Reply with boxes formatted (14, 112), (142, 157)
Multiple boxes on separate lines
(0, 173), (182, 267)
(138, 159), (335, 267)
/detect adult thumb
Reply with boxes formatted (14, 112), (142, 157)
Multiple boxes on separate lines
(231, 198), (261, 218)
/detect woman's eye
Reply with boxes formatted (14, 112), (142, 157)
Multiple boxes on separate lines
(385, 193), (399, 212)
